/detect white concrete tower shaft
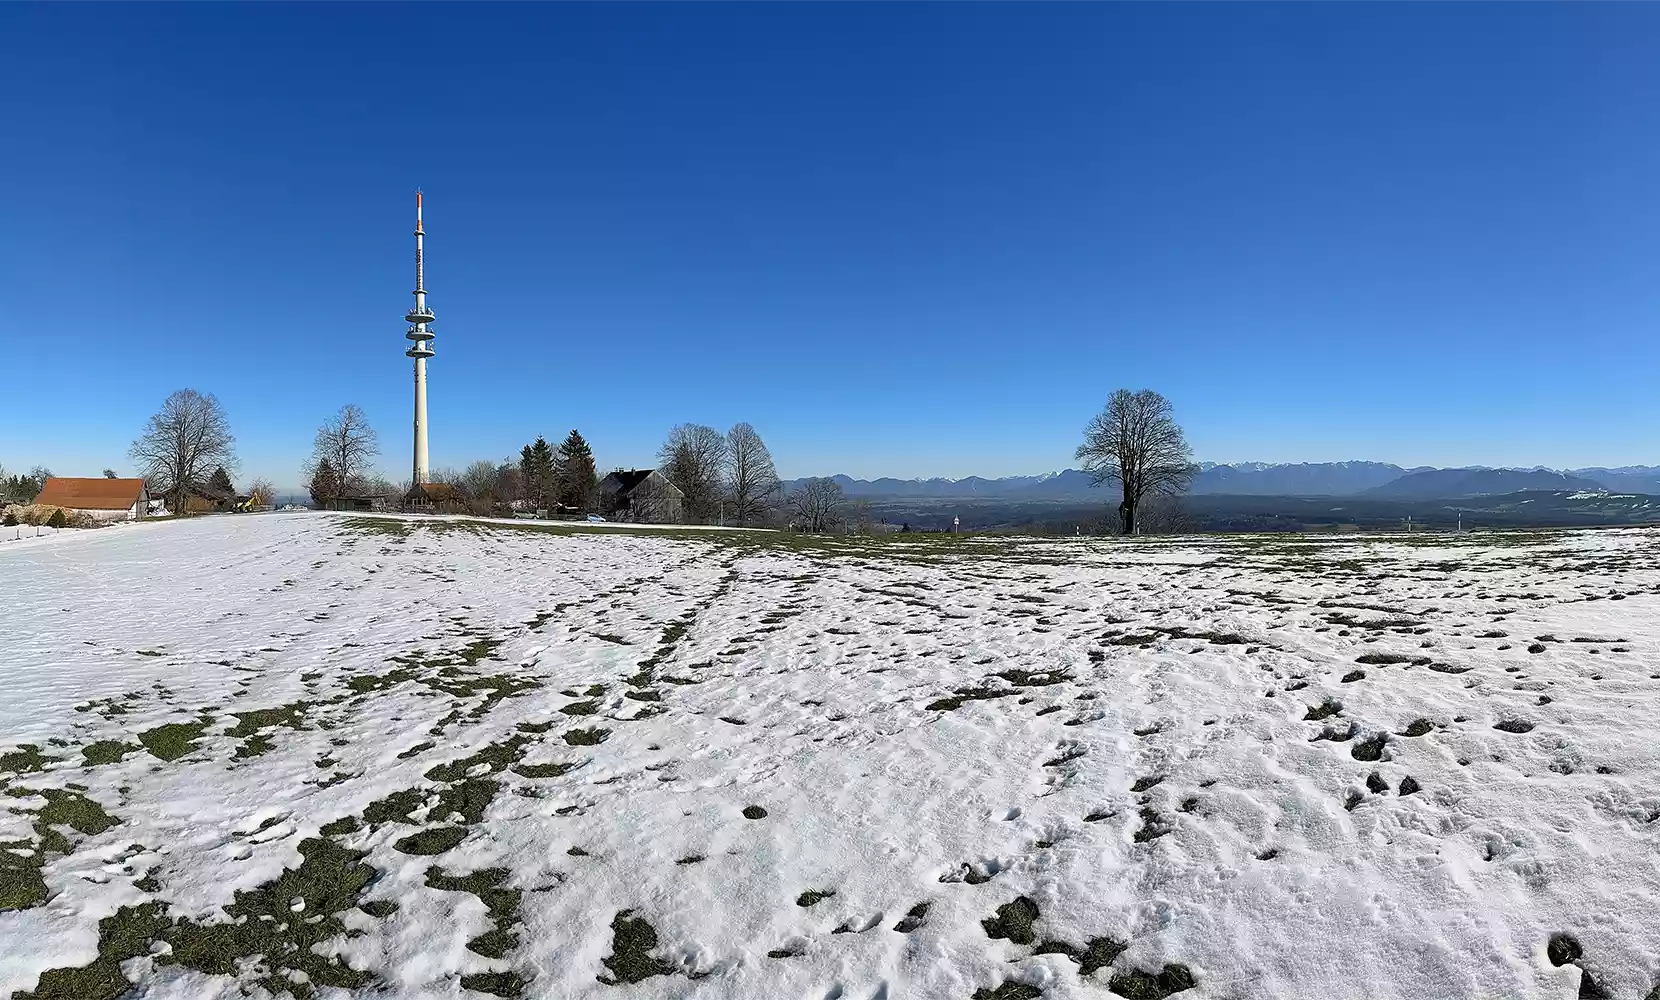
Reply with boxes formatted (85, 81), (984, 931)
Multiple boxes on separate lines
(405, 191), (436, 486)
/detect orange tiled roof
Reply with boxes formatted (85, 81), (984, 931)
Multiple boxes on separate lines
(33, 477), (147, 511)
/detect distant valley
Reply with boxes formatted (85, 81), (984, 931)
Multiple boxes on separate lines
(783, 461), (1660, 533)
(787, 462), (1660, 501)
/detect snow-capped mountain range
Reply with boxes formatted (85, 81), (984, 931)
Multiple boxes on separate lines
(786, 463), (1660, 500)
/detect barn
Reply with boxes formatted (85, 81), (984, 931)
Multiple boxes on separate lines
(599, 469), (684, 524)
(33, 478), (151, 522)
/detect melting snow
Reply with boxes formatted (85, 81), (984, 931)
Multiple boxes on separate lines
(3, 514), (1660, 999)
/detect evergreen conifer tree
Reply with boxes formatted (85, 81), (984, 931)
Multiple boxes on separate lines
(519, 437), (558, 510)
(309, 459), (339, 508)
(557, 430), (598, 512)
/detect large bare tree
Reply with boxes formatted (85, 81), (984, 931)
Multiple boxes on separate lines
(1075, 388), (1197, 535)
(309, 404), (380, 494)
(129, 389), (238, 514)
(788, 476), (846, 533)
(659, 423), (727, 523)
(724, 422), (781, 527)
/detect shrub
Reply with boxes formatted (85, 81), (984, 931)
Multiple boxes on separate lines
(47, 508), (67, 528)
(2, 506), (17, 527)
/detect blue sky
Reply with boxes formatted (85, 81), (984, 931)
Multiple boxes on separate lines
(5, 4), (1660, 486)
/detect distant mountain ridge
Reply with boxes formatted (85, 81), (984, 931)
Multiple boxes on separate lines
(785, 462), (1659, 500)
(1190, 461), (1413, 496)
(1361, 468), (1607, 500)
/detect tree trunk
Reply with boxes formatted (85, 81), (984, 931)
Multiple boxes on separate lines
(1119, 490), (1135, 536)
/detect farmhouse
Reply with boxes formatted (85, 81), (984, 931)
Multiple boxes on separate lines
(404, 482), (466, 514)
(33, 478), (151, 522)
(328, 493), (393, 513)
(599, 469), (684, 524)
(183, 483), (245, 514)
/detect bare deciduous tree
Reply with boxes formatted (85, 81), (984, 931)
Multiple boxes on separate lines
(247, 478), (276, 507)
(724, 422), (781, 527)
(1136, 495), (1196, 535)
(129, 389), (238, 514)
(659, 423), (727, 523)
(1075, 388), (1197, 535)
(309, 404), (380, 494)
(852, 500), (875, 535)
(459, 460), (502, 501)
(788, 476), (846, 533)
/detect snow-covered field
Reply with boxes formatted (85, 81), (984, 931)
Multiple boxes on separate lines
(4, 513), (1660, 1000)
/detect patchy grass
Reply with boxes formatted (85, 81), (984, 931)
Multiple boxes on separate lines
(1399, 719), (1434, 737)
(423, 735), (534, 783)
(894, 901), (930, 933)
(1304, 698), (1343, 722)
(597, 910), (679, 985)
(34, 789), (120, 845)
(24, 839), (378, 999)
(426, 865), (522, 965)
(157, 838), (376, 995)
(459, 972), (526, 997)
(1, 839), (48, 911)
(1, 745), (56, 775)
(1036, 935), (1128, 976)
(926, 687), (1017, 712)
(972, 984), (1043, 1000)
(1108, 963), (1197, 998)
(982, 895), (1040, 945)
(80, 741), (139, 767)
(227, 702), (313, 757)
(1356, 653), (1430, 666)
(362, 788), (426, 827)
(430, 779), (500, 825)
(512, 760), (582, 779)
(393, 826), (468, 856)
(137, 719), (213, 762)
(15, 902), (170, 999)
(1133, 807), (1171, 842)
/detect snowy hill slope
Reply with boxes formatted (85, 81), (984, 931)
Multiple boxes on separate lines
(3, 514), (1659, 999)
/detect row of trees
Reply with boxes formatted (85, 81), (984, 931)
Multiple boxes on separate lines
(1, 465), (56, 505)
(52, 385), (1194, 535)
(418, 429), (601, 516)
(516, 430), (598, 512)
